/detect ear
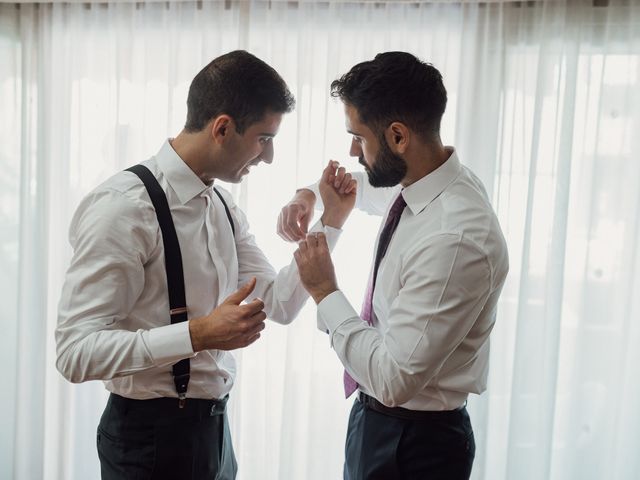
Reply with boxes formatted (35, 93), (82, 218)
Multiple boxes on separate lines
(385, 122), (410, 154)
(210, 115), (235, 144)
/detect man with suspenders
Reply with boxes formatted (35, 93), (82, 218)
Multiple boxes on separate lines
(55, 50), (355, 479)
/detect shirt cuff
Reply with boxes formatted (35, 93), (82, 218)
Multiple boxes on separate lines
(146, 322), (195, 365)
(317, 290), (360, 343)
(308, 219), (341, 250)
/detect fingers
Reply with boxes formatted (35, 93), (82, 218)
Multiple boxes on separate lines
(240, 310), (266, 346)
(236, 302), (265, 331)
(240, 297), (265, 316)
(324, 161), (353, 195)
(298, 232), (326, 253)
(244, 330), (263, 347)
(315, 232), (328, 250)
(307, 232), (329, 256)
(322, 160), (339, 184)
(223, 277), (257, 305)
(278, 204), (307, 242)
(287, 212), (304, 242)
(339, 172), (353, 194)
(345, 178), (357, 194)
(278, 209), (293, 242)
(236, 302), (266, 346)
(334, 166), (347, 189)
(299, 212), (310, 235)
(226, 319), (266, 350)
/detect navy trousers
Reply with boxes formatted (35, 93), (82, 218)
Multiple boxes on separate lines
(344, 396), (475, 480)
(97, 393), (237, 480)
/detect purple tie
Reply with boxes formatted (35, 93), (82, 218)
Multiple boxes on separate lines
(344, 192), (407, 398)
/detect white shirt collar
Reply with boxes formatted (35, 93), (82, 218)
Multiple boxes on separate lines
(402, 147), (461, 216)
(155, 139), (209, 205)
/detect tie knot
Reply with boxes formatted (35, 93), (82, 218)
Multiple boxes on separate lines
(388, 192), (406, 219)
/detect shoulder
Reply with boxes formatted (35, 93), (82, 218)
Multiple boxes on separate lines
(433, 168), (508, 276)
(82, 168), (155, 216)
(69, 166), (159, 248)
(431, 166), (499, 235)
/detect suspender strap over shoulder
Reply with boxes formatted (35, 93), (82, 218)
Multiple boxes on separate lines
(213, 188), (235, 236)
(126, 164), (237, 408)
(126, 164), (190, 407)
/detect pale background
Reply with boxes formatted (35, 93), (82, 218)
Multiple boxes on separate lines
(1, 0), (639, 479)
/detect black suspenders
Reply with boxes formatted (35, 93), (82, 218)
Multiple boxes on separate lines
(126, 164), (235, 407)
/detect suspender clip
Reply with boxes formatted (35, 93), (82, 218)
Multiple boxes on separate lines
(174, 373), (190, 408)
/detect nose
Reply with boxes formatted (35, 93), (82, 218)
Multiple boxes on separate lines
(261, 140), (274, 164)
(349, 138), (362, 158)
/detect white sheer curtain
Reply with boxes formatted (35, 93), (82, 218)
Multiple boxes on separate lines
(1, 1), (639, 479)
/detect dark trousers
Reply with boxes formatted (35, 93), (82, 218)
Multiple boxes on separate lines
(344, 395), (475, 480)
(97, 393), (237, 480)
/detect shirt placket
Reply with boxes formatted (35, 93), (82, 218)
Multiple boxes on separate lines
(201, 189), (228, 300)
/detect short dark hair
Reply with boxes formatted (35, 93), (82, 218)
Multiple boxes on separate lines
(185, 50), (295, 134)
(331, 52), (447, 141)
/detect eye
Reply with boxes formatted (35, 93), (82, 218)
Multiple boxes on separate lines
(259, 137), (273, 145)
(353, 136), (362, 144)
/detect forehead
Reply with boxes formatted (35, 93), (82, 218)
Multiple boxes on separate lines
(343, 103), (371, 136)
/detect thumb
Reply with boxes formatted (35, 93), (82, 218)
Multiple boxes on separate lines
(223, 277), (257, 305)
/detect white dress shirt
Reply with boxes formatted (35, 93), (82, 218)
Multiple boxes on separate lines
(56, 140), (340, 400)
(316, 148), (508, 410)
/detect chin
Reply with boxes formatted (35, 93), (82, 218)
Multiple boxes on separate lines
(367, 172), (401, 188)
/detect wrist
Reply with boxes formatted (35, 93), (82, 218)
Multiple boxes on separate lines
(295, 188), (316, 207)
(311, 285), (338, 305)
(321, 211), (348, 229)
(188, 318), (205, 352)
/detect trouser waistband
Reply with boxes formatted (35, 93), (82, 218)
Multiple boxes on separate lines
(108, 393), (228, 418)
(358, 392), (465, 421)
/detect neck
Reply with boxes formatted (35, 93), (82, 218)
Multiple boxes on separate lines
(170, 130), (215, 185)
(401, 141), (450, 187)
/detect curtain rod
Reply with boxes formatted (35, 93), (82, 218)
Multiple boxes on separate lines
(1, 0), (601, 5)
(1, 0), (618, 8)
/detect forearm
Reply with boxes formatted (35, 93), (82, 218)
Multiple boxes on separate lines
(55, 321), (193, 383)
(317, 292), (426, 406)
(333, 321), (425, 407)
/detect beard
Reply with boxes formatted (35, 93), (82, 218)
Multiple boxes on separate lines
(359, 137), (407, 187)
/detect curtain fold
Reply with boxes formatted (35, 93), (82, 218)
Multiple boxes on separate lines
(1, 1), (639, 479)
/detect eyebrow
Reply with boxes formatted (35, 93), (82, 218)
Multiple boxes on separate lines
(258, 133), (277, 137)
(347, 129), (362, 136)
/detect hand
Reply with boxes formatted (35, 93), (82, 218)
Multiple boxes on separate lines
(293, 232), (338, 304)
(189, 278), (267, 352)
(319, 160), (357, 229)
(278, 188), (316, 242)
